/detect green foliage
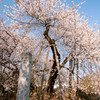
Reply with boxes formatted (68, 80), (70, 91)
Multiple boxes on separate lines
(79, 75), (96, 93)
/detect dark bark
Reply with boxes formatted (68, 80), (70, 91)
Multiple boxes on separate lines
(43, 25), (60, 94)
(46, 62), (58, 93)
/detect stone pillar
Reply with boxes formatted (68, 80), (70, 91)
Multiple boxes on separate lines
(16, 52), (32, 100)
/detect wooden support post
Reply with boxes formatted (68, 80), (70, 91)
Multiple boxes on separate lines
(16, 52), (32, 100)
(69, 58), (73, 100)
(76, 58), (79, 100)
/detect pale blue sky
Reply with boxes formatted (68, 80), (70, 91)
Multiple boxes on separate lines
(65, 0), (100, 25)
(0, 0), (100, 26)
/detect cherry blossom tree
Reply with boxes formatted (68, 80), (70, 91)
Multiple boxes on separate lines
(5, 0), (100, 93)
(0, 17), (41, 99)
(0, 0), (100, 99)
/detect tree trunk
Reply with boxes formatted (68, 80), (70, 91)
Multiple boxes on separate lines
(43, 25), (60, 94)
(46, 44), (59, 94)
